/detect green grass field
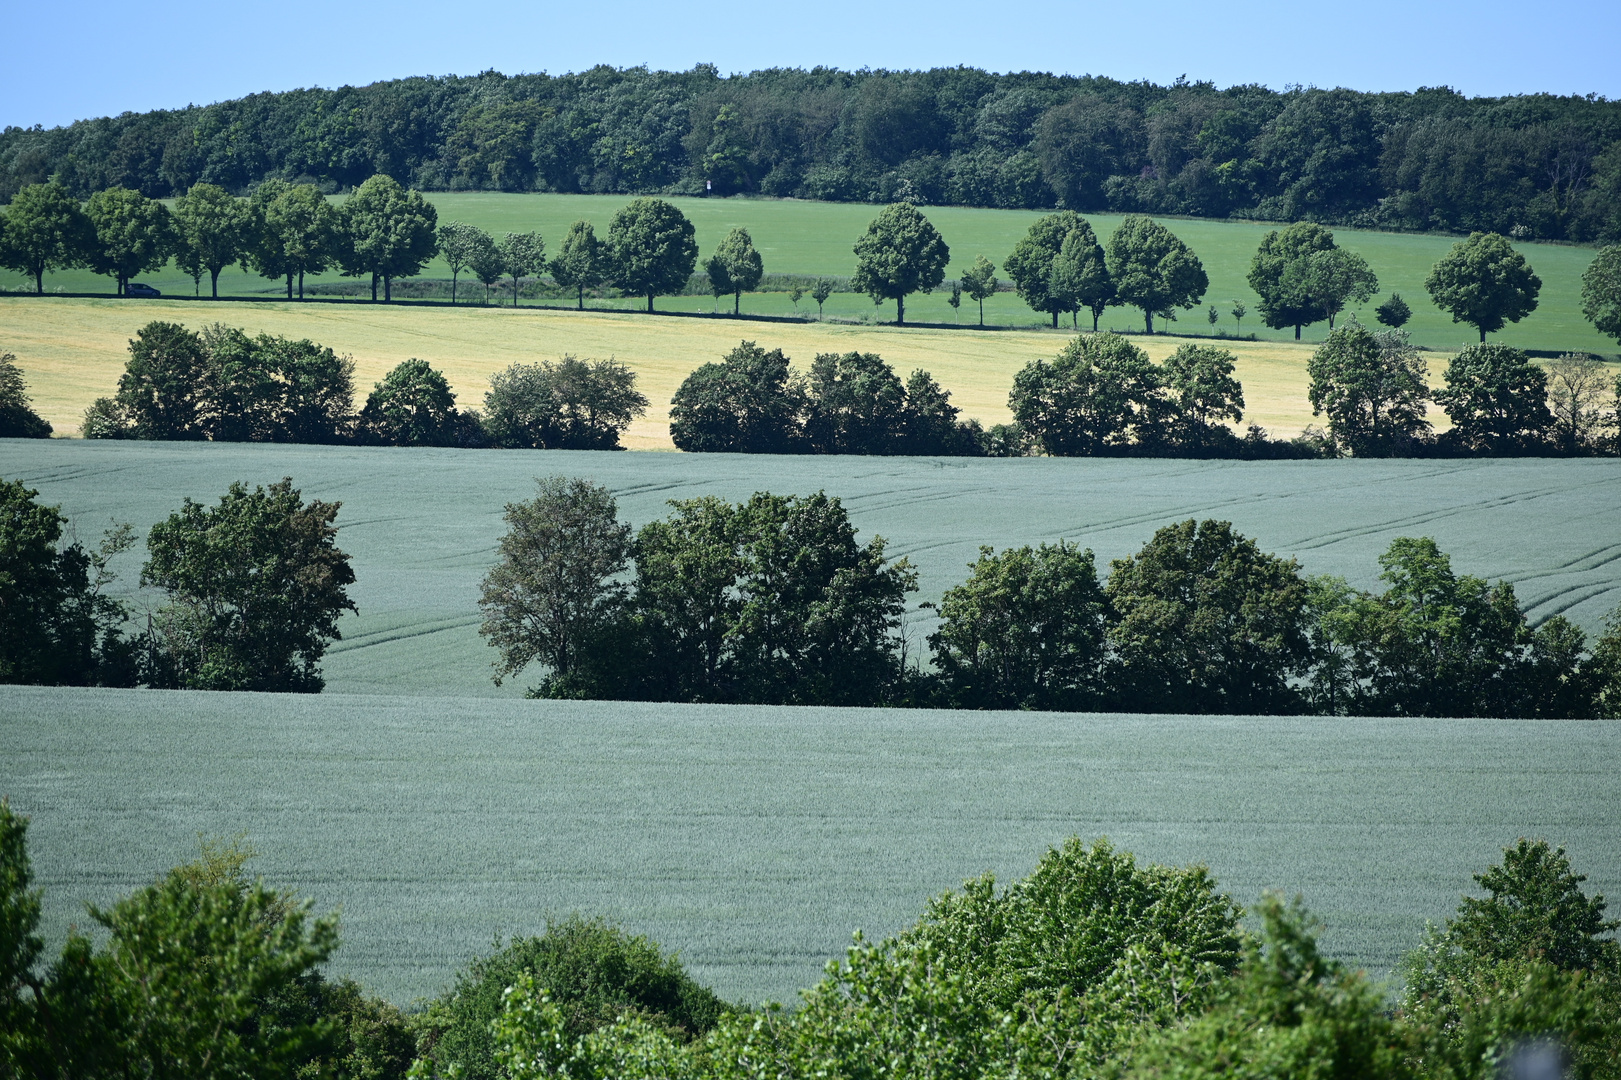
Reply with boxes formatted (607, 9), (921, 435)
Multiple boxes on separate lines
(3, 685), (1617, 1006)
(4, 441), (1618, 698)
(2, 194), (1614, 354)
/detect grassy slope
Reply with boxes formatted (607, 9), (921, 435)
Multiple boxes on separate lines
(2, 193), (1614, 353)
(4, 686), (1617, 1005)
(0, 296), (1422, 444)
(4, 441), (1618, 700)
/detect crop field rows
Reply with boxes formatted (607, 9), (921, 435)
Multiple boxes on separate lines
(2, 193), (1614, 355)
(3, 442), (1620, 698)
(2, 686), (1617, 1006)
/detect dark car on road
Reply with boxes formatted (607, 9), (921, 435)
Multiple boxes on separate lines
(126, 283), (161, 298)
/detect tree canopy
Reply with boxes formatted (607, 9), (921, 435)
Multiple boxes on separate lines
(607, 197), (698, 312)
(850, 202), (950, 325)
(1425, 231), (1541, 342)
(1106, 215), (1207, 332)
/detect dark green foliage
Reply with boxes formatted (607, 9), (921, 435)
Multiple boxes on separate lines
(1247, 221), (1337, 338)
(0, 479), (131, 686)
(0, 800), (42, 1073)
(1591, 608), (1621, 718)
(478, 477), (632, 692)
(1003, 210), (1091, 327)
(929, 542), (1110, 710)
(1308, 537), (1592, 718)
(0, 352), (51, 438)
(1162, 343), (1245, 450)
(1106, 519), (1312, 714)
(850, 202), (950, 325)
(1307, 325), (1432, 456)
(172, 183), (252, 299)
(1377, 291), (1413, 328)
(419, 915), (728, 1080)
(1009, 332), (1168, 455)
(0, 182), (94, 293)
(960, 254), (999, 326)
(705, 226), (763, 314)
(1106, 215), (1207, 333)
(338, 174), (440, 302)
(257, 183), (340, 299)
(802, 350), (910, 454)
(549, 220), (608, 310)
(1581, 245), (1621, 344)
(1124, 894), (1406, 1080)
(84, 186), (174, 295)
(358, 359), (467, 446)
(141, 477), (356, 692)
(608, 197), (698, 311)
(89, 321), (355, 443)
(482, 356), (647, 450)
(1434, 343), (1554, 454)
(669, 341), (803, 453)
(1425, 232), (1542, 342)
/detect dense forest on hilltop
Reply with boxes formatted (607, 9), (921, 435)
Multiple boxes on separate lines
(3, 65), (1621, 242)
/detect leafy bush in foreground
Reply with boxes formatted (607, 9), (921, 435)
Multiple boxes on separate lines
(482, 356), (647, 450)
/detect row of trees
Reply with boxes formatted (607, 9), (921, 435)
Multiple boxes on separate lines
(478, 478), (1621, 717)
(81, 320), (649, 450)
(7, 795), (1617, 1079)
(6, 66), (1621, 244)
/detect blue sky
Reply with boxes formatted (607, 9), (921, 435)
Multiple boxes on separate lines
(6, 0), (1618, 129)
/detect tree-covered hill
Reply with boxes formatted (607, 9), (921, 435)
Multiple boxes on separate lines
(3, 65), (1620, 242)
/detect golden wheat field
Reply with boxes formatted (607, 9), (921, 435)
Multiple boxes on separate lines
(0, 296), (1471, 448)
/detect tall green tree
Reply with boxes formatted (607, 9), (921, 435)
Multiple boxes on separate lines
(85, 187), (174, 295)
(851, 202), (950, 325)
(1106, 215), (1207, 333)
(104, 320), (210, 440)
(357, 359), (466, 446)
(960, 255), (999, 326)
(264, 184), (339, 299)
(1546, 352), (1614, 454)
(669, 340), (804, 453)
(482, 356), (647, 450)
(549, 220), (608, 310)
(705, 227), (764, 315)
(1046, 227), (1112, 330)
(1426, 231), (1542, 342)
(1002, 210), (1086, 328)
(467, 229), (505, 303)
(339, 174), (439, 302)
(437, 221), (487, 304)
(0, 182), (94, 294)
(172, 182), (251, 299)
(1106, 519), (1312, 714)
(607, 197), (698, 312)
(246, 179), (296, 296)
(1580, 244), (1621, 344)
(478, 477), (632, 694)
(141, 478), (356, 692)
(497, 231), (546, 307)
(929, 541), (1111, 710)
(1434, 342), (1555, 454)
(1008, 332), (1167, 455)
(1303, 246), (1378, 329)
(810, 278), (834, 317)
(0, 480), (131, 686)
(1163, 343), (1245, 449)
(0, 352), (52, 438)
(802, 350), (911, 454)
(1247, 221), (1336, 339)
(1307, 325), (1431, 455)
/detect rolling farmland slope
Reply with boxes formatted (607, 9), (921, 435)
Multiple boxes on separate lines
(3, 441), (1619, 698)
(2, 687), (1616, 1006)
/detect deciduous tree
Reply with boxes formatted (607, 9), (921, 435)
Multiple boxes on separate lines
(549, 220), (608, 310)
(851, 202), (949, 325)
(1580, 244), (1621, 344)
(85, 187), (174, 296)
(1247, 221), (1335, 339)
(811, 278), (834, 317)
(1163, 343), (1244, 449)
(1434, 342), (1554, 454)
(707, 226), (764, 315)
(437, 220), (487, 304)
(0, 182), (94, 294)
(1375, 292), (1411, 328)
(802, 351), (910, 454)
(669, 340), (804, 453)
(357, 359), (466, 446)
(498, 231), (546, 307)
(1426, 231), (1541, 342)
(1307, 325), (1431, 455)
(339, 174), (439, 302)
(607, 197), (698, 312)
(482, 356), (647, 450)
(1002, 210), (1086, 327)
(141, 478), (356, 692)
(0, 352), (52, 438)
(1546, 352), (1614, 454)
(960, 255), (998, 326)
(1107, 215), (1207, 333)
(264, 184), (339, 299)
(1009, 332), (1167, 455)
(172, 182), (251, 299)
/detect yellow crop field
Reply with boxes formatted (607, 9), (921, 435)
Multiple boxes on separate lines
(0, 296), (1461, 447)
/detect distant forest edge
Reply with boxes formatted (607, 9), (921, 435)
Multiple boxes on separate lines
(4, 66), (1621, 244)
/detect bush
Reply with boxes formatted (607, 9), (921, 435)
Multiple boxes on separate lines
(0, 352), (51, 438)
(483, 356), (647, 450)
(1009, 332), (1166, 455)
(669, 341), (803, 453)
(417, 915), (728, 1080)
(358, 359), (474, 447)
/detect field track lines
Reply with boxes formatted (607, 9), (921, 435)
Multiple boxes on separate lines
(325, 616), (483, 652)
(1510, 544), (1621, 584)
(1524, 583), (1621, 623)
(1288, 487), (1569, 550)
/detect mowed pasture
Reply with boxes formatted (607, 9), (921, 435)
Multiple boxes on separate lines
(2, 686), (1617, 1006)
(4, 441), (1619, 698)
(0, 296), (1426, 443)
(2, 193), (1614, 354)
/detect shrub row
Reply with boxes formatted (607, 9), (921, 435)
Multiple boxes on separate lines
(5, 801), (1618, 1080)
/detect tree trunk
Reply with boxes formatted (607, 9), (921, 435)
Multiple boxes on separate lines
(298, 270), (305, 300)
(978, 298), (984, 326)
(578, 286), (584, 311)
(1294, 324), (1302, 340)
(734, 291), (740, 315)
(1145, 310), (1154, 333)
(210, 267), (220, 299)
(512, 276), (519, 307)
(33, 268), (42, 295)
(1092, 310), (1100, 332)
(1479, 327), (1487, 342)
(385, 275), (392, 302)
(1051, 310), (1058, 328)
(285, 272), (292, 300)
(647, 293), (655, 313)
(371, 274), (379, 302)
(451, 271), (458, 304)
(896, 294), (905, 325)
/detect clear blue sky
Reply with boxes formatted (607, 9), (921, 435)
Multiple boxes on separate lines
(6, 0), (1618, 130)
